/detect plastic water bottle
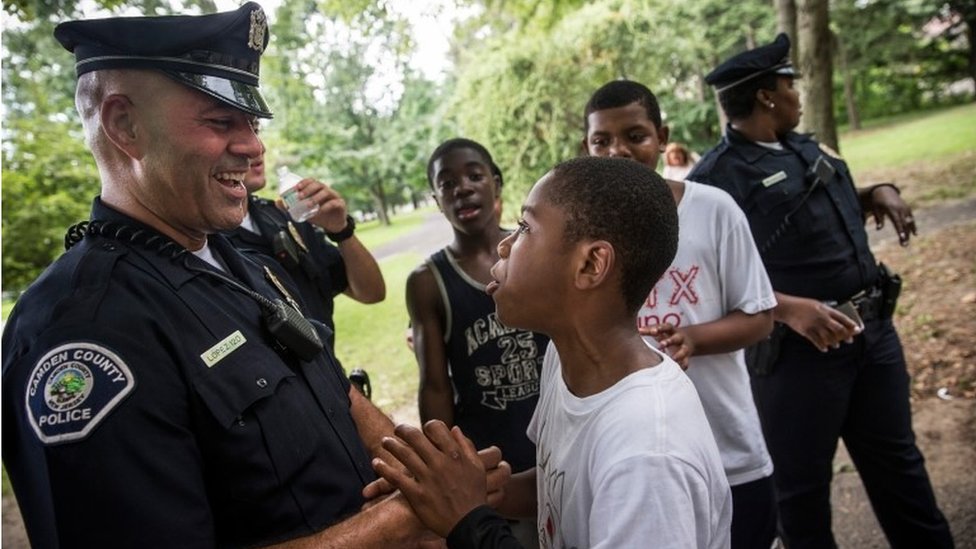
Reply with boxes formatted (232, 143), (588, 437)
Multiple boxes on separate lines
(277, 167), (319, 222)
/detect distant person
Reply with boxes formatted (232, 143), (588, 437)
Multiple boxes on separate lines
(583, 79), (778, 549)
(378, 157), (731, 549)
(662, 142), (699, 181)
(689, 33), (953, 548)
(224, 139), (385, 351)
(405, 138), (549, 546)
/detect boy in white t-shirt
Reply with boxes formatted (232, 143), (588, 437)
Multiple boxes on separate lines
(372, 157), (731, 549)
(583, 80), (778, 549)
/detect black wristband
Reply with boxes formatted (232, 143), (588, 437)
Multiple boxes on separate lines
(325, 215), (356, 243)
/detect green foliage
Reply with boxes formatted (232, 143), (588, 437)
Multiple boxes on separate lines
(447, 0), (773, 215)
(832, 0), (974, 124)
(2, 13), (100, 291)
(259, 0), (441, 223)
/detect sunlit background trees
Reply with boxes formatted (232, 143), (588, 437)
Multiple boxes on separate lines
(2, 0), (973, 292)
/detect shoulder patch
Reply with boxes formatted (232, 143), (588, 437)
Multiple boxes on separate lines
(818, 142), (843, 160)
(26, 342), (135, 445)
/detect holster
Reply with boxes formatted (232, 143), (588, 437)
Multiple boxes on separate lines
(744, 322), (788, 377)
(878, 262), (902, 318)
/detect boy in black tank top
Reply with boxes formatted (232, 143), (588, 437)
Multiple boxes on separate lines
(406, 139), (548, 546)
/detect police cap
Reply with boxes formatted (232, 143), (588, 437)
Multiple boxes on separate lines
(705, 33), (801, 94)
(54, 2), (273, 118)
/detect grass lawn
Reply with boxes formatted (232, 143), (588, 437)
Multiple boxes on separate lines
(839, 103), (976, 174)
(332, 252), (424, 418)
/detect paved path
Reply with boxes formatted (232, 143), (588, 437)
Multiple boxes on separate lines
(371, 211), (452, 261)
(868, 196), (976, 249)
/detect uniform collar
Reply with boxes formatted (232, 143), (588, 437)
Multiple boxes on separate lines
(89, 197), (257, 289)
(723, 124), (810, 164)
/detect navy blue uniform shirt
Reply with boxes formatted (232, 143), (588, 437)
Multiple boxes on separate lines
(2, 199), (374, 548)
(689, 126), (878, 301)
(224, 195), (348, 348)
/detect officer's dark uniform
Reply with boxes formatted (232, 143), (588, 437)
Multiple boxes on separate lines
(1, 5), (376, 548)
(225, 195), (349, 348)
(689, 34), (953, 549)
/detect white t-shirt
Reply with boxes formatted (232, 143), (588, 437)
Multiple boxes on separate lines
(528, 341), (731, 549)
(663, 163), (694, 181)
(638, 181), (776, 486)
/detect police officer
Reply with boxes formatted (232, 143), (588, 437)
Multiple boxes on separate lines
(1, 5), (505, 547)
(688, 33), (953, 548)
(225, 145), (386, 351)
(227, 143), (385, 397)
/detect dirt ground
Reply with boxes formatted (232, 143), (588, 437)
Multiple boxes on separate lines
(3, 196), (974, 547)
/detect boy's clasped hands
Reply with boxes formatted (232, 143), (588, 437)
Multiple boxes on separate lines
(364, 421), (510, 538)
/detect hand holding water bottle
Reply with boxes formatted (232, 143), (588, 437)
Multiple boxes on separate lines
(276, 167), (350, 234)
(277, 167), (320, 222)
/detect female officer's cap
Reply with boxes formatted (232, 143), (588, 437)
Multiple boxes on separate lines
(705, 33), (801, 94)
(54, 2), (273, 118)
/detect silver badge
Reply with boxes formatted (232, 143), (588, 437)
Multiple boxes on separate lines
(248, 9), (268, 52)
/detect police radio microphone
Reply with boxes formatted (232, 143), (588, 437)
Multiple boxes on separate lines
(758, 154), (836, 254)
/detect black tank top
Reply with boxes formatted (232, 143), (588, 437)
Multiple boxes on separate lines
(428, 248), (548, 473)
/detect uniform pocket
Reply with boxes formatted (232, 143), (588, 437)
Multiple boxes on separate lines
(193, 342), (295, 429)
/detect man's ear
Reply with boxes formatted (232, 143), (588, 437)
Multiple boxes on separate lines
(100, 94), (145, 160)
(574, 240), (614, 291)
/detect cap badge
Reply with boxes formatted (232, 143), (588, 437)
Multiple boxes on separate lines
(248, 8), (267, 52)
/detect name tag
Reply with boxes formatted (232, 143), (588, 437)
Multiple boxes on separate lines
(201, 330), (246, 368)
(762, 171), (787, 187)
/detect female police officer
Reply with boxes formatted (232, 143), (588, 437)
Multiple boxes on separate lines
(688, 33), (953, 549)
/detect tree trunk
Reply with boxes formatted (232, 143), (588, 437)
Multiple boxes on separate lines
(836, 31), (861, 130)
(372, 182), (391, 226)
(967, 11), (976, 102)
(797, 0), (838, 151)
(776, 0), (798, 66)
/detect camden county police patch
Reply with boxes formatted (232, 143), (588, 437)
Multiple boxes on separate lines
(26, 342), (135, 444)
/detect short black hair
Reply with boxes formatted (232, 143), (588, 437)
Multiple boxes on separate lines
(718, 73), (779, 120)
(426, 138), (504, 190)
(545, 157), (678, 314)
(583, 80), (663, 134)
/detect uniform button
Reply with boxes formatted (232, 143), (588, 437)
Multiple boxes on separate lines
(327, 408), (334, 416)
(256, 377), (268, 388)
(102, 242), (116, 251)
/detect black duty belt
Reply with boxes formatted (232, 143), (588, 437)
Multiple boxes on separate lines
(849, 285), (885, 323)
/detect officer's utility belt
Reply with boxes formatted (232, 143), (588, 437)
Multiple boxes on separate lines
(745, 263), (901, 377)
(836, 262), (902, 323)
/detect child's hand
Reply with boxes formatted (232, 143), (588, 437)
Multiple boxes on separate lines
(372, 421), (491, 538)
(641, 323), (694, 370)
